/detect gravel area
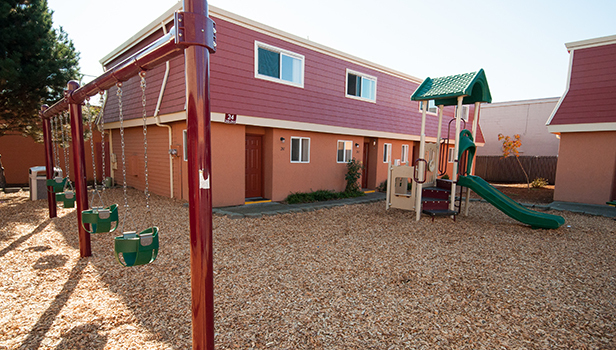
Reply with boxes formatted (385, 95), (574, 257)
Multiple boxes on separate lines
(1, 188), (615, 349)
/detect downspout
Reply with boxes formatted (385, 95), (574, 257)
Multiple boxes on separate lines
(154, 22), (174, 198)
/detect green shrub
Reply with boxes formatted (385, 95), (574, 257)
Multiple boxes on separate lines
(285, 189), (364, 204)
(441, 174), (450, 180)
(376, 179), (388, 192)
(345, 158), (364, 194)
(531, 177), (548, 188)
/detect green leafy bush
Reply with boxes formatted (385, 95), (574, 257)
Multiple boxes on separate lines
(345, 158), (364, 194)
(531, 177), (548, 188)
(376, 180), (388, 192)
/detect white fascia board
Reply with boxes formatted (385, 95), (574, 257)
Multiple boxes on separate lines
(546, 49), (574, 126)
(100, 4), (422, 84)
(99, 3), (180, 66)
(547, 122), (616, 134)
(565, 34), (616, 51)
(106, 110), (435, 142)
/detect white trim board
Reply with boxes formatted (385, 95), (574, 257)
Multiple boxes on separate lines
(547, 122), (616, 134)
(565, 34), (616, 51)
(546, 50), (574, 126)
(104, 110), (487, 146)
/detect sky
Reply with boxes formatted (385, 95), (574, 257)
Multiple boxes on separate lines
(47, 0), (615, 104)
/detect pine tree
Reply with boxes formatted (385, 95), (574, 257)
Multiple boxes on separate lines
(0, 0), (80, 141)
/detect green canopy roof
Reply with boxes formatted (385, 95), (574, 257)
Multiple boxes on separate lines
(410, 69), (492, 106)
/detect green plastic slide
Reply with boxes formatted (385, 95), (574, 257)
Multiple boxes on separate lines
(457, 175), (565, 229)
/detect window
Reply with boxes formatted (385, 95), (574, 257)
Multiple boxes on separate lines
(336, 140), (353, 163)
(448, 147), (455, 163)
(183, 130), (188, 161)
(291, 137), (310, 163)
(383, 143), (392, 163)
(420, 100), (438, 114)
(255, 41), (304, 87)
(346, 69), (377, 102)
(456, 105), (469, 121)
(401, 144), (409, 164)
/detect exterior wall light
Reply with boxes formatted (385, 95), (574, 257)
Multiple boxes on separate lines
(280, 137), (285, 143)
(355, 143), (359, 148)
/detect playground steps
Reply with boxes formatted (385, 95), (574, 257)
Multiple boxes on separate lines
(421, 183), (457, 220)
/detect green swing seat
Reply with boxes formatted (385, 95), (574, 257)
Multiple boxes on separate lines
(81, 204), (119, 234)
(55, 191), (76, 208)
(114, 227), (159, 267)
(47, 177), (68, 193)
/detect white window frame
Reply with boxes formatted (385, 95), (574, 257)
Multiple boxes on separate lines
(419, 100), (438, 115)
(456, 105), (470, 121)
(183, 129), (188, 162)
(345, 69), (377, 103)
(290, 137), (310, 163)
(383, 143), (392, 163)
(254, 41), (305, 88)
(336, 140), (353, 163)
(401, 144), (409, 164)
(448, 147), (455, 163)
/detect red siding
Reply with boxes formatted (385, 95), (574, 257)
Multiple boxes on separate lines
(102, 14), (488, 144)
(550, 43), (616, 125)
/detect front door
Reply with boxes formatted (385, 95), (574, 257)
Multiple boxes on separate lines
(362, 142), (370, 188)
(245, 134), (263, 198)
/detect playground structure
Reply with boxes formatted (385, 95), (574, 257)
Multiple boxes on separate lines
(38, 0), (217, 348)
(387, 69), (565, 229)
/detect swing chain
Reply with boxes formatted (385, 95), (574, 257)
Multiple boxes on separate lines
(86, 98), (98, 191)
(140, 71), (151, 222)
(117, 82), (135, 233)
(51, 116), (58, 172)
(99, 91), (106, 191)
(61, 112), (70, 182)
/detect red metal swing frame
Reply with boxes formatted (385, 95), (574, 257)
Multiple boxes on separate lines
(38, 1), (217, 348)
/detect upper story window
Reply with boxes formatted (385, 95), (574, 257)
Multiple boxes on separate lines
(255, 41), (304, 88)
(419, 100), (438, 114)
(346, 69), (376, 102)
(337, 140), (353, 163)
(291, 137), (310, 163)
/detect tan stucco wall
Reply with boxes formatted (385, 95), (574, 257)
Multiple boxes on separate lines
(554, 131), (616, 205)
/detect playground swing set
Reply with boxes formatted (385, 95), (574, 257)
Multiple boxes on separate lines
(386, 69), (565, 230)
(38, 0), (217, 348)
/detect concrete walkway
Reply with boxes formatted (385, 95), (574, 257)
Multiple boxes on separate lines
(213, 192), (616, 219)
(213, 191), (385, 219)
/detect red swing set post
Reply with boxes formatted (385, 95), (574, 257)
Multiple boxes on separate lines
(39, 0), (216, 348)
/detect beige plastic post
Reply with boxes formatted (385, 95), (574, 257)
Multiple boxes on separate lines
(449, 96), (464, 212)
(415, 100), (428, 221)
(386, 160), (392, 210)
(434, 105), (444, 184)
(464, 102), (481, 216)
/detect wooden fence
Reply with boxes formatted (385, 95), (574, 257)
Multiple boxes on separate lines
(474, 156), (558, 184)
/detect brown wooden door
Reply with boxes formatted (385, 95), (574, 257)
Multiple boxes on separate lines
(362, 142), (370, 189)
(245, 134), (263, 198)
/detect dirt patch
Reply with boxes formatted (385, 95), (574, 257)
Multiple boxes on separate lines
(1, 189), (614, 349)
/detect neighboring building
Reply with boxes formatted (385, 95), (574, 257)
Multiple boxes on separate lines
(547, 34), (616, 205)
(100, 4), (485, 207)
(0, 131), (103, 187)
(477, 97), (560, 157)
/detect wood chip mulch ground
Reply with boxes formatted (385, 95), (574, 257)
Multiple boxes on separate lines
(1, 188), (615, 349)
